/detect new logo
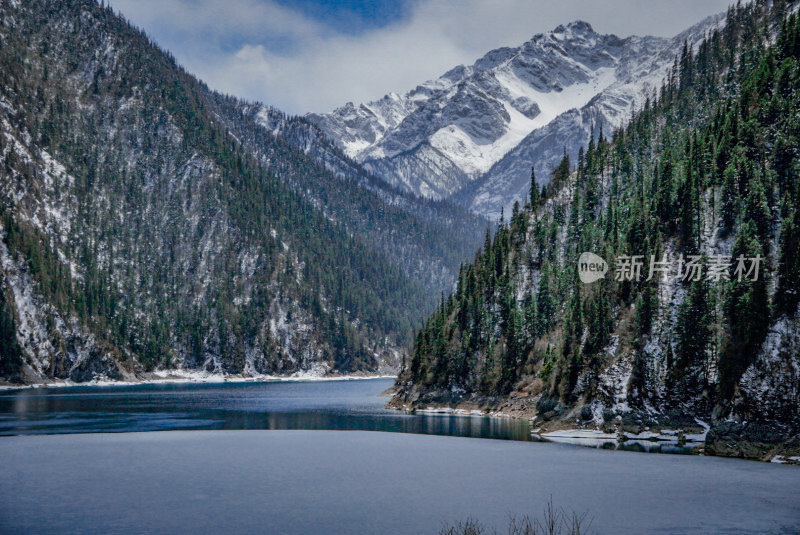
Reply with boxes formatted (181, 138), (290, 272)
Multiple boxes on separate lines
(578, 252), (608, 284)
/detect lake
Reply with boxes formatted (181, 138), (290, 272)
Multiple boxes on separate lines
(0, 378), (532, 440)
(0, 378), (798, 534)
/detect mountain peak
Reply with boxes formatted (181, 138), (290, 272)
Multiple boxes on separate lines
(553, 20), (596, 37)
(568, 20), (595, 32)
(310, 11), (722, 205)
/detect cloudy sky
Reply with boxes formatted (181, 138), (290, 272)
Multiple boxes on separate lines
(108, 0), (733, 115)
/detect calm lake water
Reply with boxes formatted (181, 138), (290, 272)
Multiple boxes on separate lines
(0, 378), (798, 534)
(0, 378), (533, 440)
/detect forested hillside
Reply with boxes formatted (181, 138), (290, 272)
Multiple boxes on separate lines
(393, 0), (800, 458)
(0, 0), (481, 384)
(209, 99), (487, 295)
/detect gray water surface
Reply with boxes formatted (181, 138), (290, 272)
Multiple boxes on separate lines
(0, 430), (798, 535)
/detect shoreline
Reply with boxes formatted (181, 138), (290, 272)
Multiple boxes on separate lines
(394, 402), (707, 445)
(0, 370), (397, 392)
(389, 396), (800, 463)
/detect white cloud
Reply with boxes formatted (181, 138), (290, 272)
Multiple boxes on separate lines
(109, 0), (733, 114)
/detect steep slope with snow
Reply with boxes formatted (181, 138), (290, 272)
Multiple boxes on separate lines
(0, 0), (453, 384)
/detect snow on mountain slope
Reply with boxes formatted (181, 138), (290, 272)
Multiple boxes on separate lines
(308, 21), (659, 199)
(310, 16), (724, 215)
(463, 14), (726, 219)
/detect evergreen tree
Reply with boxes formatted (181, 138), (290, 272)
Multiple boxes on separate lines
(535, 262), (555, 335)
(0, 288), (23, 379)
(743, 170), (772, 245)
(775, 198), (800, 315)
(552, 149), (571, 185)
(719, 219), (770, 399)
(675, 274), (712, 397)
(529, 167), (539, 208)
(720, 160), (739, 232)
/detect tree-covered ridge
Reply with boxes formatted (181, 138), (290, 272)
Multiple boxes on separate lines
(397, 0), (800, 431)
(208, 97), (487, 297)
(0, 0), (466, 382)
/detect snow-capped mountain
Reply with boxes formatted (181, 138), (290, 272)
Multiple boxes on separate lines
(462, 14), (725, 218)
(310, 17), (724, 218)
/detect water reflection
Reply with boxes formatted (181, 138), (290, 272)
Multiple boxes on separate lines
(0, 379), (530, 441)
(537, 434), (700, 455)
